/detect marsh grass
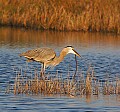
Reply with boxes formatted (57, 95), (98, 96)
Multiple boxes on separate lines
(6, 67), (120, 97)
(0, 0), (120, 34)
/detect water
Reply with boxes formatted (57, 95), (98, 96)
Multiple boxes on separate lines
(0, 27), (120, 111)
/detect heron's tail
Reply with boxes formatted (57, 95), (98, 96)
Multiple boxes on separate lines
(19, 53), (25, 57)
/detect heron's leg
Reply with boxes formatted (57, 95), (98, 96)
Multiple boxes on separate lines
(40, 63), (45, 79)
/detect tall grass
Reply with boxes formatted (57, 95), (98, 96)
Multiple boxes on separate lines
(0, 0), (120, 34)
(6, 67), (120, 97)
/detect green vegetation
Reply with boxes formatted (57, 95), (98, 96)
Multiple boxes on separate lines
(0, 0), (120, 34)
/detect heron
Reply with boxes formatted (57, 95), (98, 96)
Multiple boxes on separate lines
(19, 46), (81, 73)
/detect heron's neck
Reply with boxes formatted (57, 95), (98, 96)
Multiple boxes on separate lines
(51, 50), (68, 66)
(57, 51), (67, 62)
(46, 50), (68, 67)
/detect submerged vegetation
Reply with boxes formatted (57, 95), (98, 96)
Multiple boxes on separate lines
(6, 67), (120, 97)
(0, 0), (120, 34)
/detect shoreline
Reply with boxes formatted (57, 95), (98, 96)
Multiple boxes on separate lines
(0, 25), (119, 36)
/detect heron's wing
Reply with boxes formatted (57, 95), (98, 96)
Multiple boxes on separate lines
(20, 48), (56, 62)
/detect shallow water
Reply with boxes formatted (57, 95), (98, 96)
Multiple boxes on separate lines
(0, 27), (120, 111)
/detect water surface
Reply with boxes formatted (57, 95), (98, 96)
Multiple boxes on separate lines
(0, 27), (120, 111)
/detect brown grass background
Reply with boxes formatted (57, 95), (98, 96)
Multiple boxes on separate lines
(0, 0), (120, 33)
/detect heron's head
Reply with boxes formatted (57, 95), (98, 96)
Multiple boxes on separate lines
(64, 46), (81, 57)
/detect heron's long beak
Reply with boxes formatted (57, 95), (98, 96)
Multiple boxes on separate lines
(72, 49), (81, 57)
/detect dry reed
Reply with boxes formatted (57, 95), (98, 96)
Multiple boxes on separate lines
(6, 67), (120, 97)
(0, 0), (120, 34)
